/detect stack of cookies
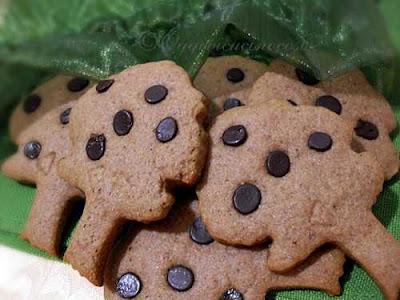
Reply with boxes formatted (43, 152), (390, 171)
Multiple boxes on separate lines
(2, 56), (399, 300)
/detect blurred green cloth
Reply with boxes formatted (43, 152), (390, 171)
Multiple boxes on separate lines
(0, 1), (399, 300)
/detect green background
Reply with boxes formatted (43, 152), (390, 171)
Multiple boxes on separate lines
(0, 1), (399, 299)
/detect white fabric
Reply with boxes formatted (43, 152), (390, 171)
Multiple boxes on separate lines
(0, 245), (103, 300)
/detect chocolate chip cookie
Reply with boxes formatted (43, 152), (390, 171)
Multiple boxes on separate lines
(2, 102), (82, 256)
(198, 100), (400, 300)
(104, 198), (345, 299)
(58, 61), (208, 286)
(193, 56), (268, 99)
(250, 59), (399, 180)
(9, 75), (93, 142)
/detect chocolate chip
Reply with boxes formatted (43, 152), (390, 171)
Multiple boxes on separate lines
(96, 79), (114, 93)
(60, 108), (72, 125)
(221, 288), (244, 300)
(24, 141), (42, 159)
(354, 120), (379, 140)
(155, 117), (178, 143)
(226, 68), (245, 83)
(86, 134), (106, 161)
(315, 95), (342, 115)
(295, 68), (319, 86)
(233, 183), (261, 215)
(145, 85), (168, 104)
(67, 77), (89, 92)
(308, 132), (333, 152)
(167, 265), (194, 292)
(113, 110), (134, 136)
(222, 125), (247, 147)
(287, 99), (297, 106)
(266, 151), (290, 177)
(116, 273), (141, 298)
(189, 217), (214, 245)
(23, 94), (41, 113)
(223, 98), (243, 111)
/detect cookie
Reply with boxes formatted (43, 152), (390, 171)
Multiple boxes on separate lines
(207, 89), (251, 125)
(104, 197), (345, 299)
(2, 101), (82, 256)
(193, 56), (268, 99)
(198, 100), (400, 300)
(9, 75), (93, 142)
(250, 59), (399, 180)
(57, 61), (208, 285)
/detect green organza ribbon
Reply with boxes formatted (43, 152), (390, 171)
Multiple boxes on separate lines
(0, 0), (397, 109)
(0, 1), (399, 300)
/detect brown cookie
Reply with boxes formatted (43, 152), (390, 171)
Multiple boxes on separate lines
(9, 75), (93, 143)
(104, 198), (345, 299)
(207, 89), (251, 125)
(250, 59), (399, 180)
(198, 100), (400, 300)
(2, 102), (82, 256)
(57, 61), (208, 285)
(193, 56), (268, 99)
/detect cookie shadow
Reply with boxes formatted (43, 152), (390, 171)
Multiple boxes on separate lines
(372, 180), (399, 228)
(59, 197), (85, 256)
(337, 257), (356, 292)
(389, 125), (399, 140)
(103, 222), (139, 297)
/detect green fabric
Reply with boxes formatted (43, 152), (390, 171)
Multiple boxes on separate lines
(0, 0), (399, 299)
(0, 0), (395, 81)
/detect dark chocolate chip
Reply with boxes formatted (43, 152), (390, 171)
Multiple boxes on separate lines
(287, 99), (297, 106)
(295, 68), (319, 86)
(86, 134), (106, 161)
(189, 217), (214, 245)
(116, 273), (141, 298)
(67, 77), (89, 92)
(222, 125), (247, 147)
(155, 117), (178, 143)
(167, 265), (194, 292)
(354, 120), (379, 140)
(308, 132), (333, 152)
(113, 110), (134, 136)
(23, 94), (41, 113)
(226, 68), (245, 83)
(24, 141), (42, 159)
(223, 97), (243, 111)
(315, 95), (342, 115)
(266, 151), (290, 177)
(233, 183), (261, 215)
(145, 85), (168, 104)
(96, 79), (114, 93)
(221, 288), (244, 300)
(60, 107), (72, 125)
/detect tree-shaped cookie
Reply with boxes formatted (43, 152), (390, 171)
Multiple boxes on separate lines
(104, 197), (345, 299)
(198, 100), (400, 300)
(9, 75), (93, 142)
(250, 59), (399, 180)
(2, 101), (82, 256)
(57, 61), (208, 285)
